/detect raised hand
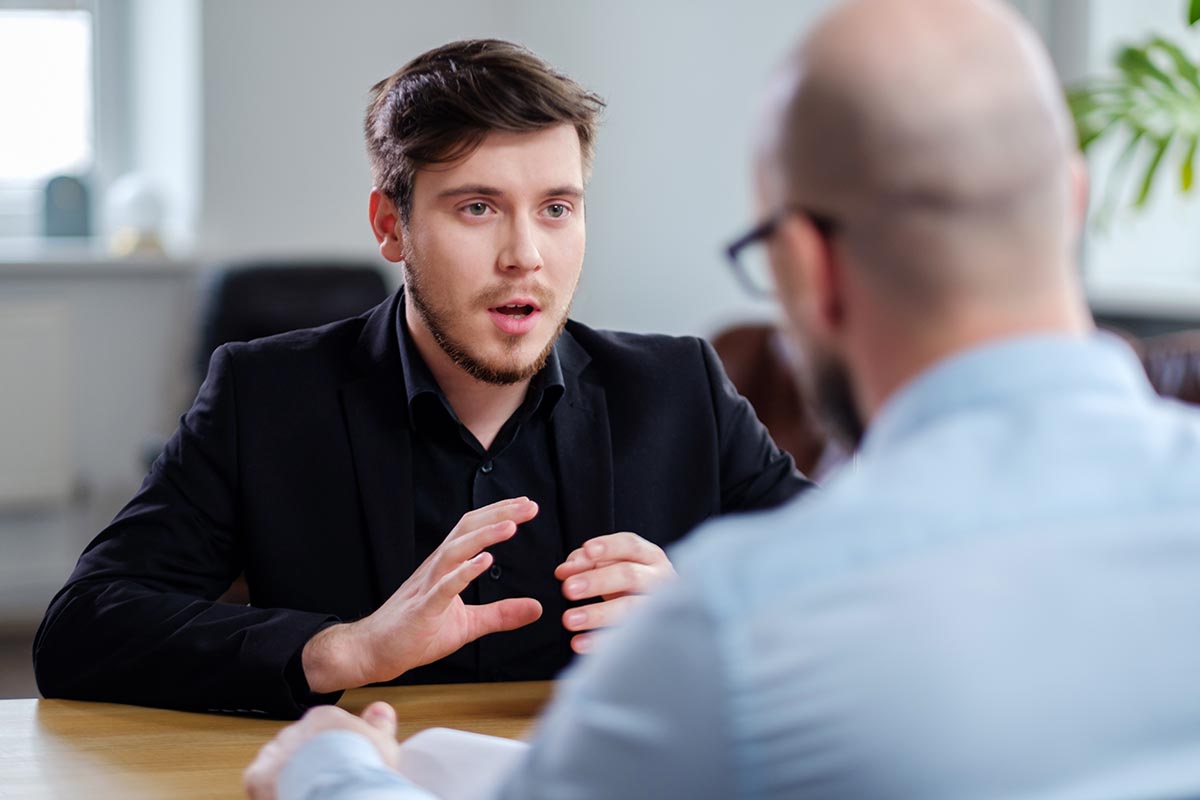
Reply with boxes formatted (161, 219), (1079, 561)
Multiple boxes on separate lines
(554, 531), (677, 654)
(303, 498), (544, 692)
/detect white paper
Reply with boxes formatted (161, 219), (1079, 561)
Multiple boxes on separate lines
(395, 727), (530, 800)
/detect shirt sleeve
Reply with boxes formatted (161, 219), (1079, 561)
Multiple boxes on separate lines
(279, 731), (435, 800)
(33, 344), (343, 718)
(491, 575), (737, 800)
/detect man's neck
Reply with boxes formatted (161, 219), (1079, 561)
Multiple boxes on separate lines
(404, 297), (531, 451)
(853, 287), (1094, 426)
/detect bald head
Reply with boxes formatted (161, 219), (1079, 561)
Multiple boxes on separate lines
(760, 0), (1081, 305)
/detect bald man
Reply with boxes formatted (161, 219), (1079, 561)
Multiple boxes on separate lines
(246, 1), (1200, 797)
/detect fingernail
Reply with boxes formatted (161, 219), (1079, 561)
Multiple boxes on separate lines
(575, 635), (592, 653)
(565, 578), (587, 596)
(585, 542), (605, 557)
(565, 610), (586, 628)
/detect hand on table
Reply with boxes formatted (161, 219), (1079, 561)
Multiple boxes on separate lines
(555, 532), (677, 654)
(303, 498), (544, 693)
(243, 702), (399, 800)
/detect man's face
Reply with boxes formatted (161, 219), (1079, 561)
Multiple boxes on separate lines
(402, 124), (586, 385)
(756, 173), (865, 449)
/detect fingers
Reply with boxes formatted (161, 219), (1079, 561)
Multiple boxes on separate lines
(358, 702), (401, 768)
(361, 702), (397, 737)
(570, 632), (595, 654)
(467, 597), (543, 639)
(582, 532), (667, 566)
(555, 532), (667, 580)
(244, 706), (363, 800)
(242, 745), (279, 800)
(554, 547), (602, 580)
(431, 551), (496, 605)
(427, 498), (540, 582)
(562, 595), (639, 633)
(562, 560), (657, 602)
(436, 520), (519, 574)
(444, 498), (539, 546)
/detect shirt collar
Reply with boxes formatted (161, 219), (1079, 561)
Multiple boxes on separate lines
(396, 302), (566, 428)
(861, 332), (1155, 457)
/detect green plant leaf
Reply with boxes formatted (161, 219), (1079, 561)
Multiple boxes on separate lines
(1148, 37), (1200, 90)
(1118, 45), (1175, 89)
(1190, 0), (1200, 26)
(1069, 28), (1200, 222)
(1136, 135), (1172, 207)
(1081, 118), (1121, 151)
(1182, 135), (1198, 191)
(1096, 129), (1146, 227)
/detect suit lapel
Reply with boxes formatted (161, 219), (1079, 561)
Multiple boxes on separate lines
(551, 331), (615, 551)
(341, 292), (415, 605)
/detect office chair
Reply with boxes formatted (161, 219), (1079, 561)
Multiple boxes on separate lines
(195, 260), (390, 379)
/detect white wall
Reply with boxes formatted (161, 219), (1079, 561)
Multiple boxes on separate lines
(192, 0), (836, 336)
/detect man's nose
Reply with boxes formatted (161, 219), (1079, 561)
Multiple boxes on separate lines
(498, 216), (543, 273)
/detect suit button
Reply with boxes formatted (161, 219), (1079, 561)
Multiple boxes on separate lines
(480, 461), (494, 474)
(489, 564), (502, 580)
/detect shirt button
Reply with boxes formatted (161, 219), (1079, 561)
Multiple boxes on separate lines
(489, 564), (502, 580)
(480, 461), (494, 474)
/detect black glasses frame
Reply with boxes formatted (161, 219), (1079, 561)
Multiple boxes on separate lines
(724, 205), (840, 297)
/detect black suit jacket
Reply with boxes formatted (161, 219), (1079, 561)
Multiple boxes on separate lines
(34, 291), (810, 717)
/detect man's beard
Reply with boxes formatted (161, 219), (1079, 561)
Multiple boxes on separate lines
(804, 346), (866, 451)
(404, 259), (570, 386)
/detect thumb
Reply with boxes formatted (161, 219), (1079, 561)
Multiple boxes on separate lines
(467, 597), (543, 640)
(361, 701), (398, 738)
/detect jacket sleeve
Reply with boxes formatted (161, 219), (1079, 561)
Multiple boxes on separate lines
(698, 338), (815, 512)
(33, 345), (342, 719)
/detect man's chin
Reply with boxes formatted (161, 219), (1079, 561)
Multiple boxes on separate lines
(449, 336), (558, 386)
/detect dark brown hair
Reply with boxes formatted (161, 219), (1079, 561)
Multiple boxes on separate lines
(364, 39), (605, 222)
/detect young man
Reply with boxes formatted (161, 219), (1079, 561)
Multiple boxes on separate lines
(246, 2), (1200, 798)
(33, 40), (810, 718)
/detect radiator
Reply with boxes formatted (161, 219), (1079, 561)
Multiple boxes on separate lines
(0, 297), (72, 508)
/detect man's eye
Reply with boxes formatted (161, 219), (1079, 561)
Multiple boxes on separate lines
(465, 203), (489, 216)
(545, 204), (568, 219)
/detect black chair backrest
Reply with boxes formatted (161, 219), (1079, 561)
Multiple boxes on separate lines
(196, 261), (389, 379)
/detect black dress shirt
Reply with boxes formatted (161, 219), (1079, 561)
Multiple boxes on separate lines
(398, 311), (574, 681)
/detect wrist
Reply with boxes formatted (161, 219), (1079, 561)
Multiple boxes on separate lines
(302, 622), (367, 693)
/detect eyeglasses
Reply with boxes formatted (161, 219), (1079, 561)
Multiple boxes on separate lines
(724, 205), (840, 297)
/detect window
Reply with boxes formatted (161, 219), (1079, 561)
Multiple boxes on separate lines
(0, 6), (93, 239)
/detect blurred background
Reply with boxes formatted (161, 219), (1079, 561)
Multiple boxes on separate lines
(1, 0), (1198, 698)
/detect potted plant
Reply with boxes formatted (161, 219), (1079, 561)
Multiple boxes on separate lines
(1068, 0), (1200, 222)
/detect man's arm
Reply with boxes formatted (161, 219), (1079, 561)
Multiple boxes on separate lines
(699, 337), (815, 511)
(249, 576), (736, 800)
(33, 346), (344, 718)
(34, 341), (545, 713)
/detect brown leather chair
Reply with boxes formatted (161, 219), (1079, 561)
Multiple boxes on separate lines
(711, 322), (1200, 480)
(710, 324), (834, 478)
(1135, 331), (1200, 405)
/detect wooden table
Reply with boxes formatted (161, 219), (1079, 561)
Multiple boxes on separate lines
(0, 682), (552, 799)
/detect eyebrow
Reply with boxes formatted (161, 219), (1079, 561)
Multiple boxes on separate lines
(436, 184), (585, 200)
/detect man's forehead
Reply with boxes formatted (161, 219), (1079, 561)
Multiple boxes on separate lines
(415, 124), (584, 197)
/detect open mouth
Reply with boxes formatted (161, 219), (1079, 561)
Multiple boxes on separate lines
(493, 303), (536, 318)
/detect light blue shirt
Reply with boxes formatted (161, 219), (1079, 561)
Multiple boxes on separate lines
(281, 333), (1200, 800)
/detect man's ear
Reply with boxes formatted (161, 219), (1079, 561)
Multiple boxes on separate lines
(369, 188), (405, 263)
(811, 227), (845, 337)
(776, 215), (844, 339)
